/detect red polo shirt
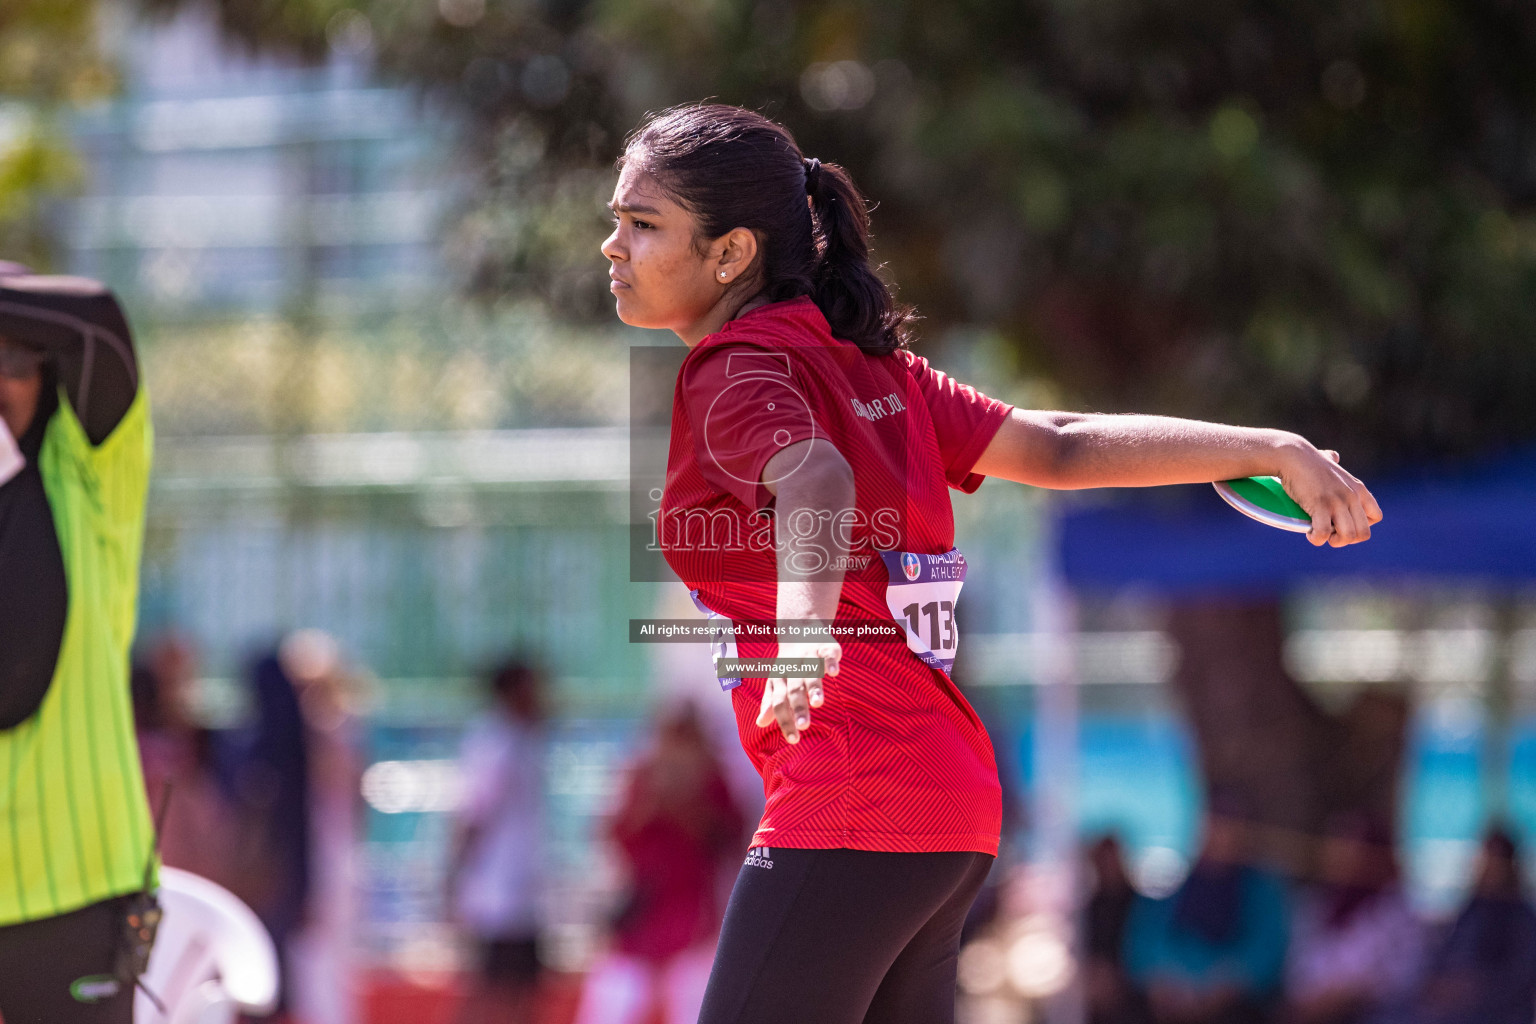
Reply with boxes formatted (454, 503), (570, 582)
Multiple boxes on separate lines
(661, 296), (1012, 855)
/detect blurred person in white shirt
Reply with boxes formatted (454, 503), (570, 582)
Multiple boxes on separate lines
(447, 658), (548, 1024)
(282, 629), (365, 1024)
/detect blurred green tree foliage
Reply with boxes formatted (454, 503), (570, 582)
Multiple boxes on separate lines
(142, 0), (1536, 464)
(0, 0), (115, 268)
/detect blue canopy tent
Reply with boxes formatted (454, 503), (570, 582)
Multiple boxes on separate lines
(1048, 448), (1536, 904)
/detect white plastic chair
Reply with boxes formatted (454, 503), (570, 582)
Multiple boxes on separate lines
(133, 867), (281, 1024)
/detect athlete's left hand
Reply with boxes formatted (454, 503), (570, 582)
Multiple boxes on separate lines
(756, 640), (841, 744)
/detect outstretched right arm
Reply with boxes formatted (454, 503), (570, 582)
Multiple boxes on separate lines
(971, 409), (1381, 547)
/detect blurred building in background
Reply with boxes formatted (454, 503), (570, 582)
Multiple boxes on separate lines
(64, 11), (444, 316)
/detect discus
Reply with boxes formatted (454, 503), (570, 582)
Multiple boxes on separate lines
(1212, 476), (1311, 533)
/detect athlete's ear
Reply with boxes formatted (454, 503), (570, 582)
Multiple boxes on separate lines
(714, 227), (759, 286)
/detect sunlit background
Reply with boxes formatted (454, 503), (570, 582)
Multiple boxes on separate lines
(5, 1), (1536, 1022)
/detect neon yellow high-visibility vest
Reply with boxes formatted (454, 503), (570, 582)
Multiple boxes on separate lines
(0, 388), (154, 924)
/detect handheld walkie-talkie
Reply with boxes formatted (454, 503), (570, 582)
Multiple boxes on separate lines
(114, 781), (172, 1015)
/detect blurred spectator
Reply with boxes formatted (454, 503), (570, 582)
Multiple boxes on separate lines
(1284, 816), (1423, 1024)
(954, 678), (1026, 942)
(574, 704), (745, 1024)
(1412, 825), (1536, 1024)
(448, 658), (549, 1024)
(1124, 805), (1289, 1024)
(281, 629), (364, 1024)
(226, 644), (313, 1021)
(132, 632), (242, 889)
(1085, 834), (1149, 1024)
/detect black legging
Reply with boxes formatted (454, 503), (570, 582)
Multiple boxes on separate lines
(699, 846), (994, 1024)
(0, 896), (134, 1023)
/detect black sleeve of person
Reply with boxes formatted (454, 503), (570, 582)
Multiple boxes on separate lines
(0, 462), (67, 729)
(0, 274), (139, 445)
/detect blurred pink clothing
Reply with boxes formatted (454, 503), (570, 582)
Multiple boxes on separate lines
(575, 732), (743, 1024)
(573, 946), (713, 1024)
(611, 766), (741, 963)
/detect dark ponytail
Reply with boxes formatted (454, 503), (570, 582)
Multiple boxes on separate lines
(622, 104), (914, 356)
(802, 158), (911, 356)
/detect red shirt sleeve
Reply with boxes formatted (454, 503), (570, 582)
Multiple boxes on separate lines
(899, 351), (1014, 493)
(679, 342), (821, 511)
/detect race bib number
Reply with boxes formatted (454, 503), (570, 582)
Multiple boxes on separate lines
(689, 589), (742, 691)
(879, 548), (966, 675)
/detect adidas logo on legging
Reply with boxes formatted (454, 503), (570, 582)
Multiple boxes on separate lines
(744, 847), (774, 869)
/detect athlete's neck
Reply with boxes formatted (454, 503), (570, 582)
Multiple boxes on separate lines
(676, 290), (773, 349)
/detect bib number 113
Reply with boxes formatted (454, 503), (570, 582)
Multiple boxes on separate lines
(903, 601), (955, 652)
(880, 548), (966, 676)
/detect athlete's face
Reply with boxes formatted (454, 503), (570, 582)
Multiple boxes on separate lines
(602, 163), (759, 345)
(603, 166), (719, 330)
(0, 338), (42, 440)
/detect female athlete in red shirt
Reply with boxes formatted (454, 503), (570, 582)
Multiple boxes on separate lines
(603, 104), (1380, 1024)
